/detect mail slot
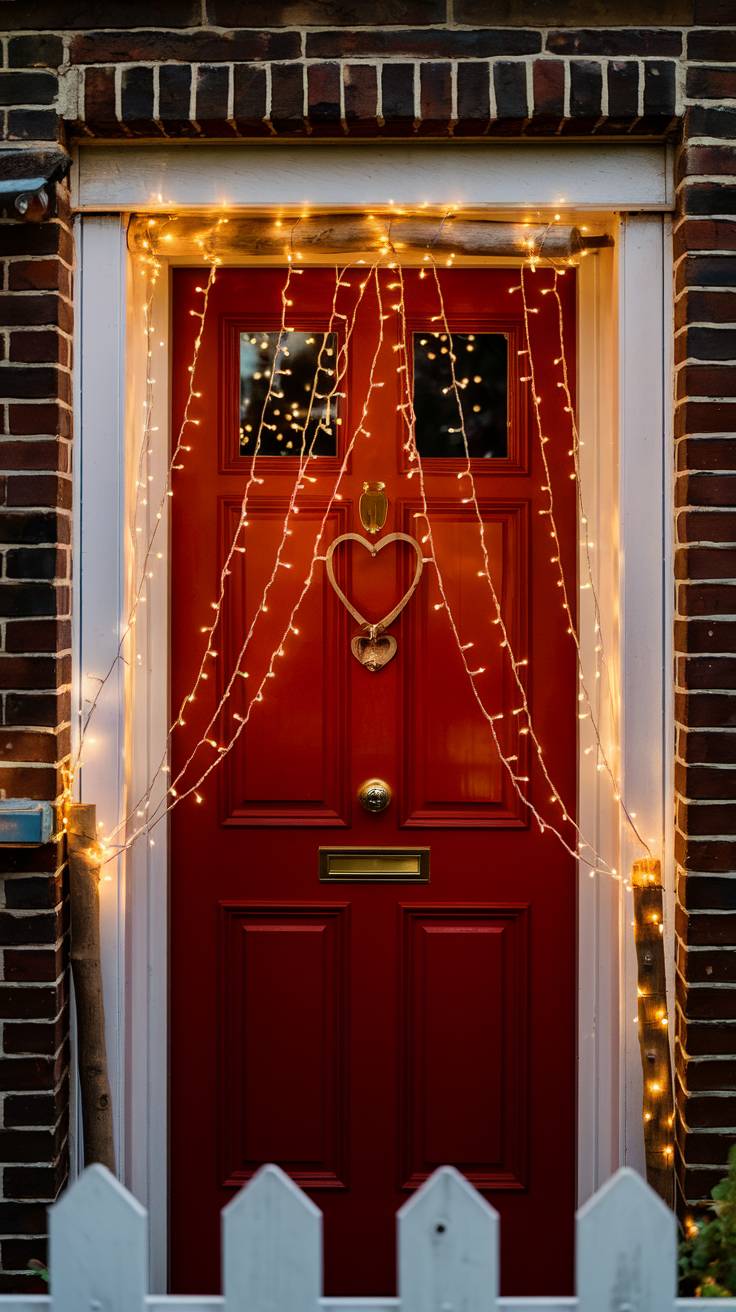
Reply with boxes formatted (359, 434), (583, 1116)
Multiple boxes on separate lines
(319, 847), (430, 883)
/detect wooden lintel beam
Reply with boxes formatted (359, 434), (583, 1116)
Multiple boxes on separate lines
(128, 212), (612, 261)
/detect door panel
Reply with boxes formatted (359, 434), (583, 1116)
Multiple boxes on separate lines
(170, 265), (577, 1298)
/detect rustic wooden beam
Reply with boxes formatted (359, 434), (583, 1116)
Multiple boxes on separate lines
(632, 856), (675, 1208)
(128, 212), (611, 260)
(68, 803), (115, 1172)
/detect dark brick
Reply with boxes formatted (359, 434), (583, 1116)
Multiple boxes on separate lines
(0, 911), (58, 948)
(211, 0), (444, 20)
(233, 64), (268, 132)
(4, 1015), (66, 1058)
(5, 619), (71, 655)
(0, 765), (60, 802)
(679, 581), (736, 615)
(676, 401), (736, 437)
(307, 62), (341, 125)
(4, 694), (65, 729)
(676, 690), (736, 729)
(0, 1202), (48, 1235)
(0, 985), (63, 1022)
(456, 0), (691, 14)
(532, 59), (564, 118)
(0, 71), (57, 106)
(680, 185), (736, 220)
(2, 945), (65, 988)
(675, 220), (736, 258)
(686, 105), (736, 140)
(6, 109), (59, 141)
(6, 475), (72, 509)
(678, 511), (736, 544)
(5, 877), (64, 912)
(343, 64), (378, 125)
(677, 618), (736, 656)
(643, 60), (676, 119)
(70, 29), (299, 63)
(83, 66), (117, 129)
(0, 225), (71, 261)
(606, 60), (639, 121)
(677, 761), (736, 801)
(689, 29), (736, 61)
(8, 36), (64, 69)
(121, 65), (157, 133)
(456, 61), (490, 132)
(419, 62), (452, 130)
(0, 653), (64, 688)
(270, 63), (305, 131)
(307, 28), (540, 58)
(679, 798), (736, 836)
(4, 1162), (67, 1204)
(677, 546), (736, 580)
(547, 28), (682, 55)
(0, 729), (64, 765)
(679, 870), (736, 910)
(681, 730), (736, 766)
(677, 905), (736, 947)
(0, 513), (67, 546)
(0, 295), (72, 333)
(569, 60), (602, 120)
(158, 65), (195, 134)
(493, 61), (528, 121)
(679, 328), (736, 363)
(687, 66), (736, 101)
(9, 331), (68, 366)
(195, 64), (233, 133)
(5, 1083), (67, 1129)
(381, 63), (415, 126)
(679, 944), (736, 983)
(0, 582), (59, 620)
(2, 0), (199, 25)
(0, 367), (68, 403)
(678, 372), (736, 404)
(9, 258), (69, 295)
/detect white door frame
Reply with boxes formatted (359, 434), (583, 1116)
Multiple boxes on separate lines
(72, 141), (674, 1291)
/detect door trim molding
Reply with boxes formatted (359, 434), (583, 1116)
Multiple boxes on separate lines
(72, 147), (672, 1292)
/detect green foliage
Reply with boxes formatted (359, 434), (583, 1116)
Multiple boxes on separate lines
(680, 1145), (736, 1297)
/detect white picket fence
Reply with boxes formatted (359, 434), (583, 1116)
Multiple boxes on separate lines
(0, 1162), (724, 1312)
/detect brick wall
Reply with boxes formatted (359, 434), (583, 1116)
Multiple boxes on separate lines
(1, 0), (735, 1281)
(0, 161), (72, 1286)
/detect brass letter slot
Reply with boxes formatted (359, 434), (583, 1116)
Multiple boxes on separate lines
(319, 847), (429, 883)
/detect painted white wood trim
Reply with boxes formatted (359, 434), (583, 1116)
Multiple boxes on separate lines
(72, 142), (674, 214)
(73, 215), (129, 1179)
(617, 214), (673, 1179)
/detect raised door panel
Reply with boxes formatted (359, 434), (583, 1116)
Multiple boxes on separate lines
(219, 904), (349, 1189)
(400, 501), (528, 827)
(400, 904), (529, 1191)
(221, 498), (350, 825)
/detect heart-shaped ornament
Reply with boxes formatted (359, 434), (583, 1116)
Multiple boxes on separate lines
(350, 633), (398, 673)
(325, 531), (424, 633)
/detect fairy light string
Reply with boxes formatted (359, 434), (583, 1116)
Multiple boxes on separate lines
(426, 258), (603, 861)
(394, 264), (618, 880)
(518, 261), (650, 855)
(142, 263), (376, 824)
(101, 264), (386, 857)
(121, 261), (351, 832)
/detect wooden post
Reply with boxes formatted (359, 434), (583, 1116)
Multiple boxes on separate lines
(68, 803), (115, 1171)
(632, 857), (674, 1208)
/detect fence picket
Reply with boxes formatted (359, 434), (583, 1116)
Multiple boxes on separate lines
(398, 1166), (499, 1312)
(576, 1167), (676, 1312)
(49, 1163), (147, 1312)
(223, 1163), (321, 1312)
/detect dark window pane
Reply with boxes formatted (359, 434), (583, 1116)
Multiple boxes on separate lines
(239, 330), (339, 456)
(413, 332), (508, 459)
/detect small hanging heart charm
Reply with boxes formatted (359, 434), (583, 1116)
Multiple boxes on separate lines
(350, 633), (398, 673)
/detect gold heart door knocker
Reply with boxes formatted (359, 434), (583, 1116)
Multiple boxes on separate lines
(325, 531), (424, 672)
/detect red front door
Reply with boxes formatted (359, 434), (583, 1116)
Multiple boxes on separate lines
(170, 264), (577, 1296)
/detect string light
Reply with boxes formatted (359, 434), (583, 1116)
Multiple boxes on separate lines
(102, 264), (386, 856)
(395, 265), (616, 879)
(519, 262), (649, 856)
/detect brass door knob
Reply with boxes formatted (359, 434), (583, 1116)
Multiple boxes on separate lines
(358, 779), (392, 814)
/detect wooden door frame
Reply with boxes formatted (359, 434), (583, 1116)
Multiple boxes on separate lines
(72, 142), (674, 1291)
